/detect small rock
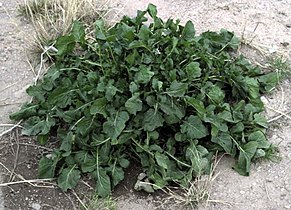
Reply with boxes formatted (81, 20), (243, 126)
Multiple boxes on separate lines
(281, 42), (289, 47)
(31, 203), (41, 210)
(286, 24), (291, 28)
(137, 173), (147, 180)
(134, 180), (154, 193)
(285, 205), (291, 209)
(45, 154), (52, 158)
(281, 193), (287, 197)
(240, 190), (245, 194)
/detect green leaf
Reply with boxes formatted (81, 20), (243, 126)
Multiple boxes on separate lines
(125, 93), (143, 115)
(207, 85), (225, 104)
(125, 50), (138, 65)
(118, 23), (135, 42)
(115, 133), (132, 145)
(230, 122), (244, 134)
(99, 142), (111, 162)
(185, 96), (206, 116)
(147, 3), (157, 18)
(90, 98), (107, 117)
(47, 85), (75, 108)
(103, 111), (130, 140)
(138, 25), (151, 40)
(26, 85), (45, 102)
(55, 35), (76, 56)
(186, 62), (201, 80)
(58, 165), (81, 191)
(10, 103), (39, 121)
(155, 152), (170, 170)
(234, 141), (258, 176)
(248, 131), (270, 149)
(93, 167), (111, 197)
(203, 114), (228, 133)
(118, 158), (130, 168)
(22, 116), (55, 136)
(181, 21), (195, 40)
(258, 72), (279, 92)
(134, 66), (154, 84)
(129, 82), (139, 93)
(159, 95), (185, 123)
(218, 110), (234, 123)
(175, 132), (187, 142)
(105, 81), (118, 101)
(152, 78), (163, 91)
(166, 81), (188, 97)
(181, 115), (208, 139)
(65, 155), (76, 166)
(38, 157), (56, 178)
(58, 110), (79, 124)
(74, 151), (96, 173)
(245, 77), (259, 99)
(253, 113), (268, 128)
(95, 19), (106, 40)
(76, 116), (95, 136)
(71, 21), (85, 44)
(148, 172), (167, 190)
(111, 165), (124, 187)
(186, 142), (209, 176)
(37, 134), (49, 145)
(211, 132), (235, 155)
(143, 109), (164, 131)
(60, 131), (75, 156)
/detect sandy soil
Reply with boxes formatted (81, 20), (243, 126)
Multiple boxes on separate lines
(0, 0), (290, 210)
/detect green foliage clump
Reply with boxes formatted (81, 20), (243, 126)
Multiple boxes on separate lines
(11, 4), (280, 196)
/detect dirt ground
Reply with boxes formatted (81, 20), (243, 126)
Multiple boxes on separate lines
(0, 0), (291, 209)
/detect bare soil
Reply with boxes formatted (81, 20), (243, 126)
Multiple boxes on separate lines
(0, 0), (291, 210)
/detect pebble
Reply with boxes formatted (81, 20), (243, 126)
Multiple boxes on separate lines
(266, 178), (273, 182)
(31, 203), (41, 210)
(281, 42), (289, 47)
(285, 205), (291, 209)
(137, 173), (147, 180)
(281, 193), (287, 198)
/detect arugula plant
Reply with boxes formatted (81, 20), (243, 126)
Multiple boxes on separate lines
(10, 4), (281, 196)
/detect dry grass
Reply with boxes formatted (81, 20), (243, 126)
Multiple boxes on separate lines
(138, 154), (233, 210)
(162, 156), (222, 209)
(18, 0), (111, 54)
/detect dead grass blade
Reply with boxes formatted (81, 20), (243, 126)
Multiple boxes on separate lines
(0, 162), (55, 188)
